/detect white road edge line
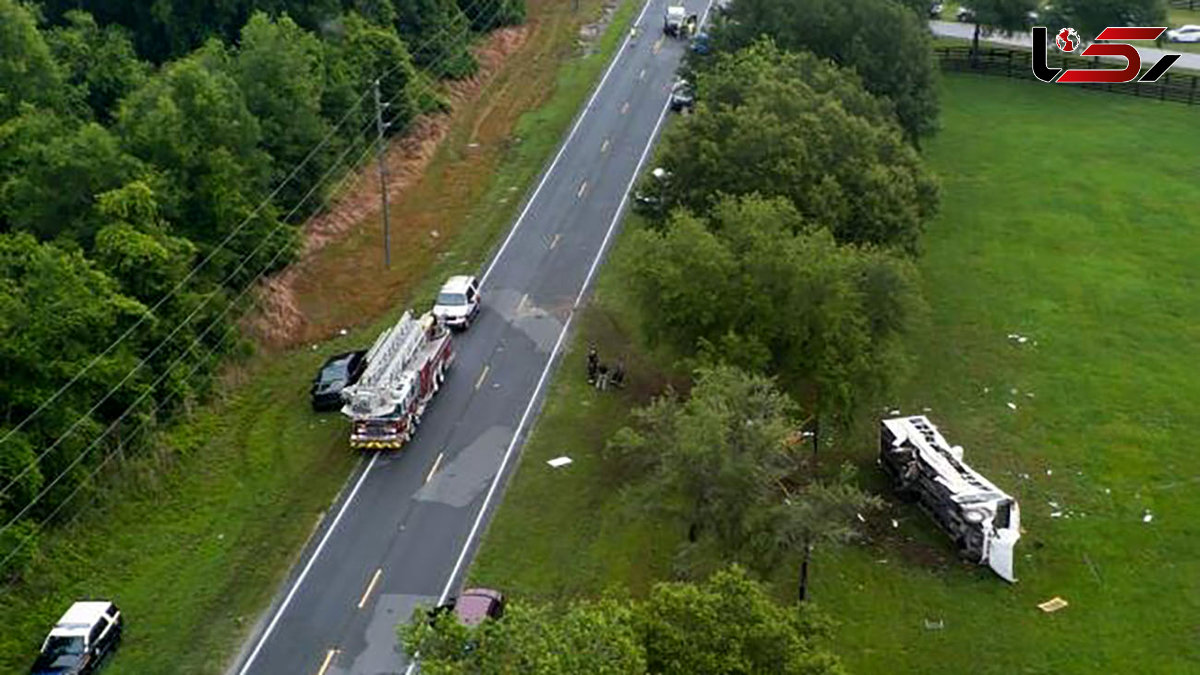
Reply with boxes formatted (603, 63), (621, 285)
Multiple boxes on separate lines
(236, 454), (378, 675)
(478, 0), (654, 287)
(357, 569), (383, 609)
(575, 99), (671, 308)
(425, 452), (444, 484)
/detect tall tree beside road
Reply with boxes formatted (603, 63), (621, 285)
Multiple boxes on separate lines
(605, 365), (802, 559)
(962, 0), (1040, 62)
(402, 566), (843, 675)
(714, 0), (939, 142)
(624, 195), (926, 427)
(651, 40), (939, 252)
(403, 599), (647, 675)
(1040, 0), (1167, 41)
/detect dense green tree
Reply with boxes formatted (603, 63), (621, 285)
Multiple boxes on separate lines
(637, 566), (843, 675)
(606, 365), (803, 557)
(404, 599), (646, 674)
(0, 0), (67, 122)
(456, 0), (525, 31)
(46, 10), (149, 123)
(652, 40), (938, 252)
(116, 48), (283, 281)
(624, 195), (925, 426)
(321, 11), (429, 140)
(232, 12), (335, 212)
(402, 566), (842, 675)
(1040, 0), (1167, 41)
(0, 233), (147, 521)
(766, 464), (882, 602)
(396, 0), (477, 78)
(714, 0), (939, 141)
(92, 181), (198, 303)
(961, 0), (1040, 61)
(0, 119), (143, 245)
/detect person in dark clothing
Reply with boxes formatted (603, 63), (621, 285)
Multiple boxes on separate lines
(587, 344), (599, 384)
(609, 359), (626, 389)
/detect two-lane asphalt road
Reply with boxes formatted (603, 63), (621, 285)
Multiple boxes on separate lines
(227, 2), (711, 674)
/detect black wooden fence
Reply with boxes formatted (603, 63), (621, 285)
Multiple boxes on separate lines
(935, 45), (1200, 106)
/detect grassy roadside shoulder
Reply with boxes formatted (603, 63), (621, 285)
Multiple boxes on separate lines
(467, 73), (1200, 673)
(0, 1), (636, 673)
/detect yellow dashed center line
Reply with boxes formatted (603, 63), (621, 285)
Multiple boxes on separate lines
(316, 649), (338, 675)
(357, 569), (382, 609)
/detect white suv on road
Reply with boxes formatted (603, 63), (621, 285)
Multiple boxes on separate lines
(432, 275), (481, 331)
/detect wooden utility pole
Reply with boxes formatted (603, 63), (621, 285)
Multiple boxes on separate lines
(374, 79), (392, 268)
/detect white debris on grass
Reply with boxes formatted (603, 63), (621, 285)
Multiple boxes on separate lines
(1046, 469), (1053, 476)
(891, 518), (899, 529)
(1143, 512), (1154, 523)
(339, 328), (348, 336)
(1051, 511), (1062, 518)
(924, 619), (944, 630)
(547, 456), (573, 468)
(856, 513), (866, 523)
(1007, 402), (1018, 410)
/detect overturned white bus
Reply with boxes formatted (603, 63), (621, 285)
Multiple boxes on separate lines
(879, 415), (1021, 582)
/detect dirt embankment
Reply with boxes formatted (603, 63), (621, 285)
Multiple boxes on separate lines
(247, 26), (531, 348)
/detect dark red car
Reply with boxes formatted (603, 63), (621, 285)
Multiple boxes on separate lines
(431, 588), (506, 627)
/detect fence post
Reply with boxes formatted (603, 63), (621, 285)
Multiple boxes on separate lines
(1162, 73), (1168, 101)
(1191, 75), (1198, 105)
(1007, 49), (1013, 78)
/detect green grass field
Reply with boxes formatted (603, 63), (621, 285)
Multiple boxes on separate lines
(469, 74), (1200, 673)
(0, 1), (636, 672)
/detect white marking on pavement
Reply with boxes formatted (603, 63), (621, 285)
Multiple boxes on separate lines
(474, 364), (490, 391)
(425, 453), (444, 485)
(639, 68), (646, 80)
(479, 0), (655, 287)
(577, 181), (588, 198)
(601, 138), (610, 153)
(357, 569), (383, 609)
(236, 454), (378, 675)
(576, 99), (672, 307)
(549, 233), (561, 250)
(316, 649), (338, 675)
(620, 101), (630, 114)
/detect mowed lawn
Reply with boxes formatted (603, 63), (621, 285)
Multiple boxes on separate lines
(821, 75), (1200, 674)
(470, 74), (1200, 673)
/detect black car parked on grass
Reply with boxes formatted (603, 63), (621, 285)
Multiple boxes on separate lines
(310, 350), (367, 412)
